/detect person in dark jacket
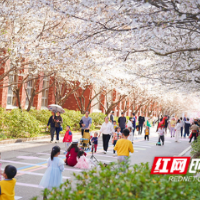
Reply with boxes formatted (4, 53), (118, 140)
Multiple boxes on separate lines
(132, 113), (136, 136)
(138, 115), (145, 134)
(118, 112), (126, 133)
(110, 111), (114, 123)
(164, 115), (169, 134)
(54, 112), (63, 143)
(47, 112), (56, 143)
(184, 118), (191, 138)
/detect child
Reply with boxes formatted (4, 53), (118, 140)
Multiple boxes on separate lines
(65, 140), (86, 166)
(157, 126), (165, 145)
(113, 121), (118, 132)
(112, 127), (122, 156)
(39, 146), (64, 190)
(91, 132), (98, 153)
(0, 165), (17, 200)
(114, 129), (134, 163)
(74, 150), (90, 169)
(127, 117), (132, 128)
(128, 127), (133, 143)
(144, 126), (150, 141)
(63, 125), (72, 153)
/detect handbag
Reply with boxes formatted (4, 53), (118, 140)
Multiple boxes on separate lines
(60, 126), (63, 132)
(79, 119), (83, 128)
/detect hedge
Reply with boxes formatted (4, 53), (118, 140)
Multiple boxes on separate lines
(0, 108), (107, 140)
(32, 162), (199, 200)
(191, 136), (200, 158)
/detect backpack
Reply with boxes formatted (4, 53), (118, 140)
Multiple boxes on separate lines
(79, 119), (83, 128)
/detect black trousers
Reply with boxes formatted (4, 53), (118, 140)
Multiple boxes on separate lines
(102, 134), (111, 151)
(139, 124), (143, 134)
(120, 127), (125, 133)
(189, 133), (197, 142)
(144, 135), (149, 140)
(158, 135), (164, 144)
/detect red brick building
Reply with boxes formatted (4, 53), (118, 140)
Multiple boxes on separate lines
(0, 57), (160, 117)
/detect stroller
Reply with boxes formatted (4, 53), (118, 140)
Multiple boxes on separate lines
(79, 130), (91, 151)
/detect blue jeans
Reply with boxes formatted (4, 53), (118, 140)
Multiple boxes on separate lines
(184, 130), (189, 137)
(113, 140), (117, 154)
(55, 127), (60, 140)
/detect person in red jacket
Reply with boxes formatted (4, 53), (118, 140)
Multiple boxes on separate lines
(65, 140), (87, 167)
(63, 125), (72, 153)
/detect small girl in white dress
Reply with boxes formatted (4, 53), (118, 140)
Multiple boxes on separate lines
(39, 146), (64, 189)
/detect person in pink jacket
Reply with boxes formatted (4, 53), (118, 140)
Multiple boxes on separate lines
(63, 126), (72, 153)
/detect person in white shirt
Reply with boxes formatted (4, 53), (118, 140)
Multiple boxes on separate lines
(175, 119), (182, 142)
(127, 117), (133, 143)
(99, 117), (115, 154)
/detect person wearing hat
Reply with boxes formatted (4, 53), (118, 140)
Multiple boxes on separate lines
(0, 165), (17, 200)
(65, 140), (87, 166)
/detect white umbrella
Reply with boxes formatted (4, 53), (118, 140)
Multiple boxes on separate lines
(48, 104), (65, 114)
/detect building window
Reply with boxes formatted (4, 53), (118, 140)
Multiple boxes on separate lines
(25, 80), (33, 106)
(41, 76), (49, 107)
(7, 76), (17, 107)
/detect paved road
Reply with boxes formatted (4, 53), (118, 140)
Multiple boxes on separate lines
(0, 128), (191, 200)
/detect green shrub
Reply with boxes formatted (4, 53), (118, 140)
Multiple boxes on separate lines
(191, 136), (200, 158)
(32, 162), (199, 200)
(89, 112), (106, 127)
(4, 109), (40, 138)
(0, 107), (5, 132)
(62, 109), (83, 131)
(29, 109), (51, 125)
(0, 108), (108, 139)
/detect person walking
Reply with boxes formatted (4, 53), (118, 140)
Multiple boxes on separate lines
(80, 111), (92, 137)
(189, 122), (199, 143)
(47, 112), (56, 143)
(170, 116), (176, 138)
(132, 113), (136, 137)
(180, 117), (184, 138)
(175, 119), (181, 142)
(110, 111), (114, 123)
(144, 118), (151, 138)
(99, 117), (115, 154)
(118, 112), (126, 133)
(54, 112), (63, 143)
(164, 115), (169, 134)
(184, 118), (191, 138)
(138, 115), (145, 134)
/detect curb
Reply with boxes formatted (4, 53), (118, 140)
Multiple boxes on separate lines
(0, 130), (100, 145)
(178, 146), (192, 157)
(0, 133), (82, 145)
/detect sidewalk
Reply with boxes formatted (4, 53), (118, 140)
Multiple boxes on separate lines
(0, 126), (158, 145)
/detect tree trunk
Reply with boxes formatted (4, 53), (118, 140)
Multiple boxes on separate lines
(26, 90), (35, 111)
(15, 89), (22, 110)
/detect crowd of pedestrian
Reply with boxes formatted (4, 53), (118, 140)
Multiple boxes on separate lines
(2, 110), (200, 200)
